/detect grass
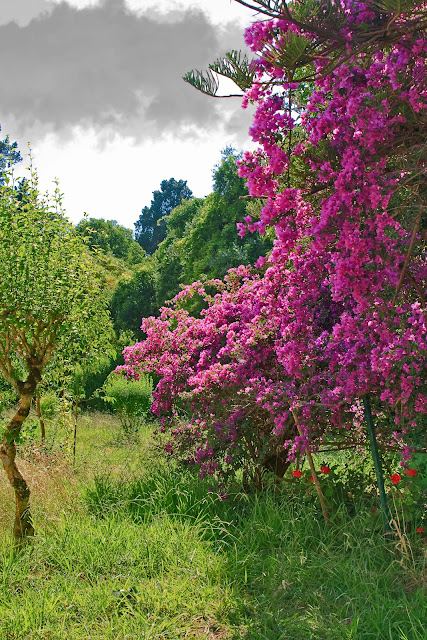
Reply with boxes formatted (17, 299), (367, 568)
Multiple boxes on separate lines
(0, 412), (426, 639)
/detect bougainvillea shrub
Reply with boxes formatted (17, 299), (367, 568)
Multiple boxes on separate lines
(121, 269), (301, 487)
(120, 0), (426, 487)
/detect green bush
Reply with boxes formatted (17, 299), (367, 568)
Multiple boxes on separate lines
(39, 392), (60, 420)
(16, 418), (38, 446)
(0, 376), (17, 415)
(104, 374), (153, 435)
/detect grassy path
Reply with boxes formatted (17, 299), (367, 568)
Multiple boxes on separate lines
(0, 414), (425, 639)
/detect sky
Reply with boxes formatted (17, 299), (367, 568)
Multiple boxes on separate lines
(0, 0), (258, 230)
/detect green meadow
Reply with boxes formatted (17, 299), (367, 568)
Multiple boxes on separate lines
(1, 414), (425, 640)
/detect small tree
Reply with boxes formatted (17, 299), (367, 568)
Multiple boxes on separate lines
(0, 172), (111, 541)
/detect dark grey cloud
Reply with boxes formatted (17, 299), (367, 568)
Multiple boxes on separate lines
(0, 0), (55, 27)
(0, 0), (251, 142)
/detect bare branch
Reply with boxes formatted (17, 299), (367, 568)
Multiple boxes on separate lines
(392, 205), (424, 305)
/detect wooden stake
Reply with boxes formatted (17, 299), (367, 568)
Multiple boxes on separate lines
(292, 410), (330, 526)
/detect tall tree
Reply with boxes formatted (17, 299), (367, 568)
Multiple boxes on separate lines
(154, 151), (272, 307)
(134, 178), (193, 255)
(0, 128), (22, 186)
(212, 146), (244, 200)
(182, 148), (271, 284)
(0, 173), (111, 542)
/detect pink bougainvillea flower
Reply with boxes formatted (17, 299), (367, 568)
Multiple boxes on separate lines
(406, 468), (417, 476)
(117, 3), (427, 490)
(320, 466), (331, 474)
(293, 469), (303, 478)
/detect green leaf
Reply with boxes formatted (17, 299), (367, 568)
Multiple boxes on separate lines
(372, 0), (418, 14)
(263, 34), (312, 70)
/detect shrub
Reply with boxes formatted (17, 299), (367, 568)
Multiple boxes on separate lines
(104, 374), (153, 435)
(39, 392), (60, 420)
(121, 0), (426, 490)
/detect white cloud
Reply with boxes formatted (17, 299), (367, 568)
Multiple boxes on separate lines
(1, 0), (257, 231)
(10, 124), (254, 230)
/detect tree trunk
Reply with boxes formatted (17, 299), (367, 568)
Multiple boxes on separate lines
(0, 391), (35, 541)
(262, 450), (291, 478)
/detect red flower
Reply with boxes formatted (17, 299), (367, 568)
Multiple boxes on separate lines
(390, 474), (401, 485)
(310, 476), (314, 482)
(406, 468), (417, 476)
(293, 470), (303, 478)
(416, 527), (425, 534)
(320, 466), (330, 474)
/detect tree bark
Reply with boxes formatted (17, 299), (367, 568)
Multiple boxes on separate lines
(0, 389), (36, 541)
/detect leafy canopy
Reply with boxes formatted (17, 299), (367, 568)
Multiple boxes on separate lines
(0, 127), (22, 186)
(76, 217), (145, 266)
(0, 172), (111, 396)
(134, 178), (193, 255)
(110, 266), (157, 339)
(154, 149), (272, 309)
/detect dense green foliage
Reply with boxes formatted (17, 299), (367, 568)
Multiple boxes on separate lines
(104, 375), (153, 435)
(109, 267), (156, 338)
(76, 217), (144, 266)
(134, 178), (193, 255)
(0, 176), (111, 398)
(154, 150), (272, 307)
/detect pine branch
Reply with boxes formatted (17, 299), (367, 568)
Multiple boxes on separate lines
(184, 50), (255, 98)
(234, 0), (286, 18)
(183, 68), (220, 97)
(209, 50), (256, 91)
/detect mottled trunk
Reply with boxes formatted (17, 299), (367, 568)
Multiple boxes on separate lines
(0, 389), (36, 541)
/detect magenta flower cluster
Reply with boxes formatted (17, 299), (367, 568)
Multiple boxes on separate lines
(119, 2), (426, 483)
